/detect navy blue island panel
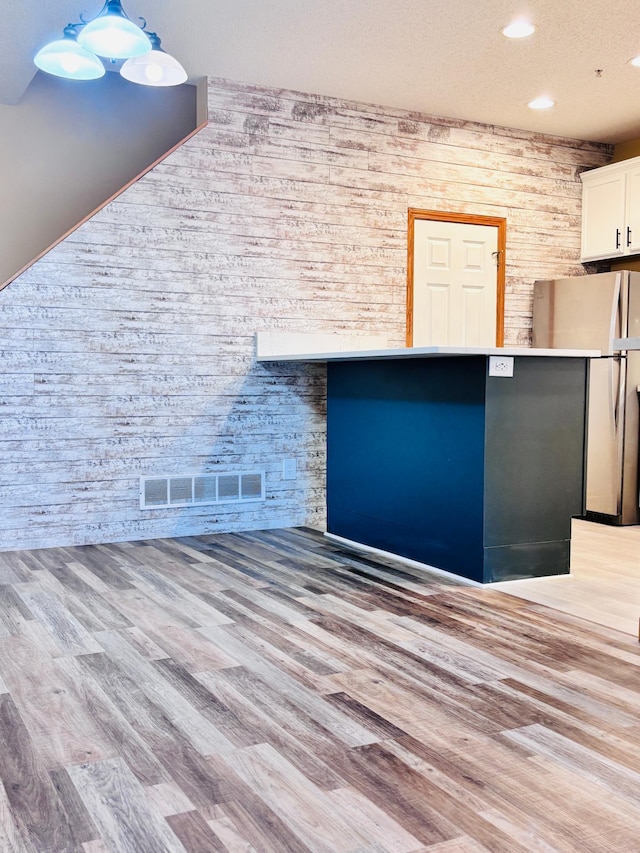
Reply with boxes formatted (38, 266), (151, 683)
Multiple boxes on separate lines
(326, 355), (588, 583)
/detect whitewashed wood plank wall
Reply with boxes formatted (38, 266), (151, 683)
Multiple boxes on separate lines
(0, 77), (611, 550)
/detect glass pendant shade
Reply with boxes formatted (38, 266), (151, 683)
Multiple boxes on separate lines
(120, 35), (187, 87)
(77, 0), (151, 59)
(34, 26), (105, 80)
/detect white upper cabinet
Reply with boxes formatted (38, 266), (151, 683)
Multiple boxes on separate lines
(624, 161), (640, 255)
(581, 156), (640, 262)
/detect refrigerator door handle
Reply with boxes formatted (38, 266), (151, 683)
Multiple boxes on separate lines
(611, 272), (622, 350)
(605, 357), (620, 431)
(614, 355), (625, 429)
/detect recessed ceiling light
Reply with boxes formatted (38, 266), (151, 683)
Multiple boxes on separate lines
(528, 96), (555, 110)
(629, 56), (640, 67)
(502, 20), (536, 39)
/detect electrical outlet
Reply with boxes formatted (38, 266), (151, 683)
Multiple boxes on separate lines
(282, 458), (297, 480)
(488, 356), (514, 377)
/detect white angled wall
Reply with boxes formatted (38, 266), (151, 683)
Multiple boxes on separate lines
(0, 77), (611, 551)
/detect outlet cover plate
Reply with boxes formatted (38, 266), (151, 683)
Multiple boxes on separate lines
(282, 458), (297, 479)
(488, 356), (514, 377)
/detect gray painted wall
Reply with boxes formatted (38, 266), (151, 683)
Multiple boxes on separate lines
(0, 76), (611, 551)
(0, 71), (197, 287)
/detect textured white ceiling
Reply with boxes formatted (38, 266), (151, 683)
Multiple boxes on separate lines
(6, 0), (640, 143)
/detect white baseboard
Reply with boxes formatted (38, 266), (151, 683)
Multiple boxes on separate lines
(323, 532), (483, 587)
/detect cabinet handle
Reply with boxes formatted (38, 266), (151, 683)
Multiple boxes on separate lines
(616, 228), (621, 249)
(627, 227), (632, 247)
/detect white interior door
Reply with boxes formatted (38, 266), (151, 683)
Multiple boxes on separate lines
(412, 219), (499, 346)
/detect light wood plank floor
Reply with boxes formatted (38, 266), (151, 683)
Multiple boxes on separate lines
(491, 519), (640, 637)
(1, 527), (640, 851)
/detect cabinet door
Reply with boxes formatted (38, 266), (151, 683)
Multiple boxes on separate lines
(580, 171), (626, 262)
(625, 165), (640, 254)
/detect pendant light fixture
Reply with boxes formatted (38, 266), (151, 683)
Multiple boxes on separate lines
(34, 1), (186, 87)
(120, 33), (187, 87)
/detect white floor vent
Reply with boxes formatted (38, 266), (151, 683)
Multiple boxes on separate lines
(140, 471), (265, 510)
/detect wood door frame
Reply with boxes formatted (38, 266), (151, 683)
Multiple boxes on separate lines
(406, 208), (506, 347)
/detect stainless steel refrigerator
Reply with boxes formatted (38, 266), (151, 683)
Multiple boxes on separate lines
(533, 270), (640, 525)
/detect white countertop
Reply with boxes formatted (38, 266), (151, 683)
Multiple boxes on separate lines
(614, 337), (640, 350)
(256, 344), (601, 363)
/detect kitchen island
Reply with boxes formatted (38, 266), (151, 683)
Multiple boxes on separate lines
(257, 341), (599, 583)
